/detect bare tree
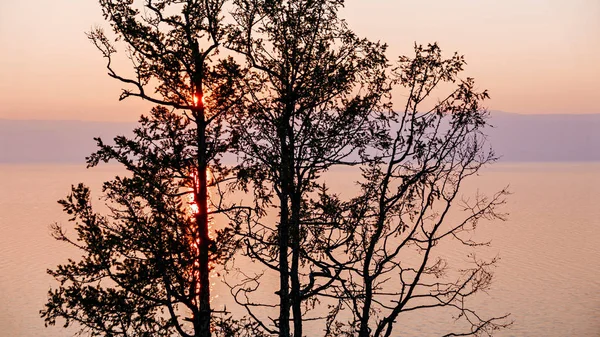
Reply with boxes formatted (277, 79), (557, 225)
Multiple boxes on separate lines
(309, 43), (512, 337)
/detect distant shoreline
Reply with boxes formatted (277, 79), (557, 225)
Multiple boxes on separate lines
(2, 112), (599, 163)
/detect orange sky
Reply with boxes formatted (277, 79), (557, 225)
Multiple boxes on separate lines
(0, 0), (598, 121)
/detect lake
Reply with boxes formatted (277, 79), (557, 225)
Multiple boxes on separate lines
(0, 163), (599, 336)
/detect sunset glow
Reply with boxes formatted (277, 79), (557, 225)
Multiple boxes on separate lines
(187, 168), (214, 232)
(186, 168), (215, 303)
(1, 1), (598, 121)
(10, 0), (600, 335)
(192, 94), (207, 108)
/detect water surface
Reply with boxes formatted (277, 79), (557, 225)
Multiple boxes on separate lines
(0, 163), (598, 336)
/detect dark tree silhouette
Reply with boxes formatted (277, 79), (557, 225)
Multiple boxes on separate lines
(41, 1), (511, 336)
(224, 1), (390, 336)
(309, 43), (512, 337)
(40, 1), (244, 336)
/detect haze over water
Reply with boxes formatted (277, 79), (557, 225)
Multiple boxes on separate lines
(1, 162), (598, 336)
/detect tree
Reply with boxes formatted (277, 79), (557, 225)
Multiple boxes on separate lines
(40, 1), (244, 336)
(224, 1), (390, 336)
(225, 5), (511, 331)
(42, 1), (511, 336)
(309, 43), (512, 337)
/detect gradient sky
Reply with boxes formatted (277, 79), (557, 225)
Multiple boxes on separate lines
(1, 0), (598, 121)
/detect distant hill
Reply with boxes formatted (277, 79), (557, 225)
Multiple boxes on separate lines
(0, 112), (599, 163)
(0, 119), (136, 164)
(486, 111), (600, 162)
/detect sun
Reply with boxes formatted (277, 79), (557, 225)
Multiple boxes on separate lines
(192, 94), (207, 107)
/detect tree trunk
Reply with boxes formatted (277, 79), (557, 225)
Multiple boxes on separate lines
(290, 191), (302, 337)
(278, 197), (291, 337)
(195, 87), (211, 337)
(278, 120), (292, 337)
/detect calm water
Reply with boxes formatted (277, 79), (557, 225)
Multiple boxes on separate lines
(0, 163), (599, 336)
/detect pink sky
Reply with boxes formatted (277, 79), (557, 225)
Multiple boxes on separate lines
(1, 0), (598, 121)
